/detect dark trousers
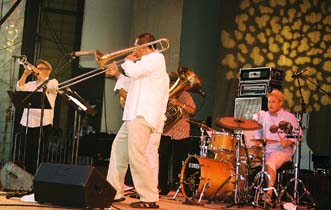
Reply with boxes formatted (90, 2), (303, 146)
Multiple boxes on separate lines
(158, 135), (197, 191)
(20, 124), (52, 175)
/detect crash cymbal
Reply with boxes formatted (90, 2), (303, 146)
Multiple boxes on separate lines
(216, 117), (262, 131)
(250, 138), (279, 144)
(187, 120), (216, 132)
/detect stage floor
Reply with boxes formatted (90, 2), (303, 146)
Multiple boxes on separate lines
(0, 190), (315, 210)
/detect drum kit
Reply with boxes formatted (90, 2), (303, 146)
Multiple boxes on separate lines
(177, 117), (278, 207)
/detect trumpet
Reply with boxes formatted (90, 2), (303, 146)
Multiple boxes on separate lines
(58, 38), (170, 90)
(17, 55), (40, 75)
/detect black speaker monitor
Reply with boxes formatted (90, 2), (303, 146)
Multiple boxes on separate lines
(33, 163), (116, 208)
(0, 162), (33, 191)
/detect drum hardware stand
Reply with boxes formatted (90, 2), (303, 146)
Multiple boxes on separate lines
(175, 170), (207, 204)
(277, 131), (316, 207)
(207, 129), (247, 206)
(251, 139), (278, 208)
(241, 134), (253, 170)
(60, 88), (96, 165)
(173, 125), (209, 201)
(172, 185), (182, 200)
(199, 127), (209, 158)
(173, 156), (209, 202)
(198, 182), (211, 202)
(172, 162), (187, 200)
(233, 129), (244, 205)
(277, 71), (316, 208)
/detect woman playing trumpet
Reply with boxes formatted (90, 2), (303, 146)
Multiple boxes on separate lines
(17, 58), (58, 174)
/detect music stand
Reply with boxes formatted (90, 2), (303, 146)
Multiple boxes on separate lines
(7, 90), (52, 172)
(60, 88), (96, 164)
(7, 90), (51, 110)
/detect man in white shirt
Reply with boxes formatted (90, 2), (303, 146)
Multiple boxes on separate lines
(16, 59), (58, 174)
(105, 33), (169, 209)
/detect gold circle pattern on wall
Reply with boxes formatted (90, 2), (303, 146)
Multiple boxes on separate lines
(220, 0), (331, 112)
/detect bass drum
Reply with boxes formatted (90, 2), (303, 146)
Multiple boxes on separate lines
(180, 156), (235, 200)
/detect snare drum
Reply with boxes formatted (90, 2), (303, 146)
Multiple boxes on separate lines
(209, 132), (236, 153)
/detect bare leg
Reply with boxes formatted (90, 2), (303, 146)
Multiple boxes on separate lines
(266, 165), (276, 198)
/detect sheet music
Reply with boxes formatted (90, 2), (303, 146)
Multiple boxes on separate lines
(68, 95), (87, 111)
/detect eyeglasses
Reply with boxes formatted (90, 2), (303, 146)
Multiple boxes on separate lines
(38, 67), (50, 71)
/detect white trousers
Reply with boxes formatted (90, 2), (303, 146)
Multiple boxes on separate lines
(146, 132), (161, 186)
(106, 118), (159, 202)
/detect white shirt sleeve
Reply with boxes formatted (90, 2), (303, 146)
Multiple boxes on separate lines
(121, 52), (164, 79)
(114, 74), (131, 91)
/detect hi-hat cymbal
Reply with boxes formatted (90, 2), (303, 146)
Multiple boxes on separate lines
(216, 117), (262, 130)
(187, 120), (216, 132)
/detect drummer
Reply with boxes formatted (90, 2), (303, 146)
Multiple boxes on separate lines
(252, 89), (301, 205)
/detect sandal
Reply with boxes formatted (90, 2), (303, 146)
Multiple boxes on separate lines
(130, 201), (159, 208)
(113, 197), (125, 202)
(129, 193), (140, 199)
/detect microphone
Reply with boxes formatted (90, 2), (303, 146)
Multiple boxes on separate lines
(198, 88), (206, 97)
(69, 50), (95, 57)
(291, 69), (308, 78)
(191, 86), (206, 97)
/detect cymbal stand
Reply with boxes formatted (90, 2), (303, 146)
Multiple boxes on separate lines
(233, 129), (244, 204)
(199, 127), (208, 158)
(207, 129), (245, 205)
(279, 69), (316, 207)
(277, 128), (316, 207)
(251, 139), (278, 208)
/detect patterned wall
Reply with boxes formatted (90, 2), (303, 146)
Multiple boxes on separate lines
(219, 0), (331, 113)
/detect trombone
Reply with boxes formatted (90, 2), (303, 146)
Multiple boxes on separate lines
(58, 38), (170, 90)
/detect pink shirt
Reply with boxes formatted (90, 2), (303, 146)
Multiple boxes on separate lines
(164, 92), (195, 140)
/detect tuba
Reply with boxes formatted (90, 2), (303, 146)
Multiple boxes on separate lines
(163, 67), (203, 132)
(117, 67), (203, 133)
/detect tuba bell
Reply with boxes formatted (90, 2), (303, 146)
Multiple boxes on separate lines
(163, 67), (203, 132)
(116, 67), (203, 133)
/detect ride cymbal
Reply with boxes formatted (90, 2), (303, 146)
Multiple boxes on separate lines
(215, 117), (262, 130)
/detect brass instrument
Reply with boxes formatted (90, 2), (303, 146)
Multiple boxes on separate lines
(58, 38), (170, 90)
(17, 55), (40, 75)
(117, 67), (202, 132)
(96, 38), (170, 68)
(163, 67), (202, 132)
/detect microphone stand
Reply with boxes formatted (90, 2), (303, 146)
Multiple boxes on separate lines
(278, 75), (316, 207)
(59, 88), (96, 165)
(302, 76), (331, 97)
